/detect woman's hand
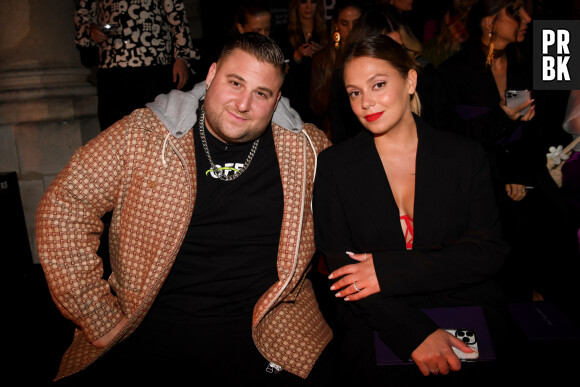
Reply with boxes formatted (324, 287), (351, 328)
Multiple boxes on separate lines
(500, 98), (536, 121)
(411, 329), (474, 376)
(294, 41), (323, 62)
(294, 43), (312, 62)
(328, 251), (380, 301)
(505, 183), (528, 201)
(92, 315), (129, 349)
(309, 41), (323, 55)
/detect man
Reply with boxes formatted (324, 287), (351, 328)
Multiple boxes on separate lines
(36, 33), (332, 385)
(74, 0), (199, 130)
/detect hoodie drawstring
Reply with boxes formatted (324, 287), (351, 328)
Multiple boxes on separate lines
(302, 130), (318, 213)
(161, 133), (171, 166)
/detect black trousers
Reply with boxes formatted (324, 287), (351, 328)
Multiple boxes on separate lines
(54, 313), (335, 386)
(96, 65), (175, 131)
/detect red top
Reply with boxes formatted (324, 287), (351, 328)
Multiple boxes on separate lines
(400, 215), (414, 250)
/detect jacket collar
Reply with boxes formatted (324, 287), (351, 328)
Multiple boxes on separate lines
(343, 115), (441, 249)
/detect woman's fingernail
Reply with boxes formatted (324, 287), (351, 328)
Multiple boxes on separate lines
(330, 285), (335, 291)
(346, 251), (354, 255)
(335, 292), (342, 298)
(328, 274), (333, 279)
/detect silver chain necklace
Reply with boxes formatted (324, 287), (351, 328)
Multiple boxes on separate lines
(198, 105), (259, 181)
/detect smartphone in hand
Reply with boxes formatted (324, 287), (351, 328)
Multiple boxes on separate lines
(446, 329), (479, 361)
(505, 89), (532, 116)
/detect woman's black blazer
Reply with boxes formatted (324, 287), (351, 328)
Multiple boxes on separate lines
(313, 115), (510, 360)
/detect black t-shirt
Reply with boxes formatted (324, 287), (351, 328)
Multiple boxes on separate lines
(147, 118), (283, 322)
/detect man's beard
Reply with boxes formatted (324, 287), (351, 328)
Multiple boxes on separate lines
(203, 104), (267, 144)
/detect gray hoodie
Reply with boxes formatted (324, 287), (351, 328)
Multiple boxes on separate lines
(146, 81), (304, 140)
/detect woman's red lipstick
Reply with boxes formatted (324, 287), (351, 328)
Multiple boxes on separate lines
(365, 112), (383, 122)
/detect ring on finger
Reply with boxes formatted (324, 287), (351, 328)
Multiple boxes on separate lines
(430, 368), (439, 374)
(353, 281), (360, 292)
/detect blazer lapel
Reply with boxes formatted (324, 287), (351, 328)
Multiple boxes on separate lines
(345, 131), (407, 250)
(413, 118), (445, 247)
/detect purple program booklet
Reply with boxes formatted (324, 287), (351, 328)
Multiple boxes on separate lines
(508, 302), (580, 341)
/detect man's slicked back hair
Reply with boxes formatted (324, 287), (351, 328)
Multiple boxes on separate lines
(219, 32), (286, 80)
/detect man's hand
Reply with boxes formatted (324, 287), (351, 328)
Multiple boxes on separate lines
(89, 24), (107, 43)
(92, 315), (129, 349)
(173, 59), (190, 90)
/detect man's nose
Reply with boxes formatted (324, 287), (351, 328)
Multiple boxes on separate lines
(235, 91), (252, 112)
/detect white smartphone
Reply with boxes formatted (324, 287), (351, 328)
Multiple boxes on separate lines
(445, 329), (479, 361)
(505, 89), (532, 116)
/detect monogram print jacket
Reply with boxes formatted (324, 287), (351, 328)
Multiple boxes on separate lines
(74, 0), (199, 68)
(36, 97), (333, 380)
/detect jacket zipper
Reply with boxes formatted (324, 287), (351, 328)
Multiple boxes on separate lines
(256, 134), (309, 373)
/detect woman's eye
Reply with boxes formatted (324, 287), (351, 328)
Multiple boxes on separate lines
(348, 90), (361, 98)
(374, 81), (386, 90)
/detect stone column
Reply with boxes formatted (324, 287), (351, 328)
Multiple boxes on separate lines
(0, 0), (99, 266)
(1, 0), (202, 268)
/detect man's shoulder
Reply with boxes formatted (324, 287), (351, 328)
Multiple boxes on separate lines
(272, 122), (331, 153)
(125, 107), (167, 134)
(98, 107), (170, 143)
(303, 122), (331, 147)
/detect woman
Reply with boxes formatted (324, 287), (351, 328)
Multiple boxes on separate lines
(431, 0), (572, 303)
(285, 0), (328, 63)
(310, 0), (364, 136)
(328, 4), (436, 143)
(422, 0), (475, 67)
(388, 0), (423, 58)
(232, 0), (272, 37)
(313, 34), (512, 384)
(276, 0), (328, 125)
(433, 0), (534, 198)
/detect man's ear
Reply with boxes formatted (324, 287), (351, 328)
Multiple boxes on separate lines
(273, 91), (282, 110)
(236, 23), (245, 35)
(206, 62), (217, 88)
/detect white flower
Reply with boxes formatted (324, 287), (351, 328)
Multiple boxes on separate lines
(546, 145), (569, 165)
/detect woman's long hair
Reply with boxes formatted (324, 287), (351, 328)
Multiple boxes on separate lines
(313, 1), (365, 92)
(343, 34), (422, 115)
(345, 4), (402, 49)
(287, 0), (328, 49)
(466, 0), (523, 42)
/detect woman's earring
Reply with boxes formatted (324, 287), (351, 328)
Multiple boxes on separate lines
(334, 29), (341, 49)
(486, 31), (495, 67)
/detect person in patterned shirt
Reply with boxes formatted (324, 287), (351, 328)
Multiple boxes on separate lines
(36, 33), (333, 385)
(74, 0), (199, 130)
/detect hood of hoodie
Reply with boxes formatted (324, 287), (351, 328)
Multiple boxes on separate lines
(146, 81), (303, 139)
